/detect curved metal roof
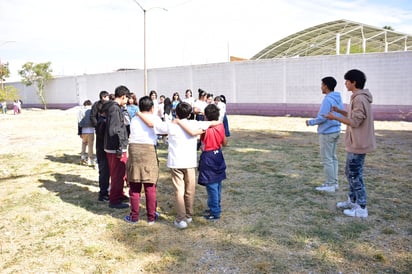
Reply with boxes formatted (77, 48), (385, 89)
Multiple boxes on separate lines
(252, 19), (412, 59)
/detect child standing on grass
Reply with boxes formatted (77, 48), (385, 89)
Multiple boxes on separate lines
(198, 104), (227, 220)
(124, 96), (162, 225)
(306, 76), (343, 193)
(141, 102), (212, 229)
(78, 99), (95, 167)
(325, 69), (376, 218)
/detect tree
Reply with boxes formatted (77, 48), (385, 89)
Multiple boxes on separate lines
(0, 85), (19, 102)
(383, 25), (394, 31)
(18, 62), (53, 110)
(0, 61), (10, 90)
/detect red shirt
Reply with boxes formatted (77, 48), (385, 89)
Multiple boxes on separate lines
(201, 124), (225, 151)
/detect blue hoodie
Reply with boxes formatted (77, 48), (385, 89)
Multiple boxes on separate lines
(308, 91), (343, 134)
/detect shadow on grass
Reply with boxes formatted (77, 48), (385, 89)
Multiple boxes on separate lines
(45, 153), (81, 165)
(38, 172), (120, 216)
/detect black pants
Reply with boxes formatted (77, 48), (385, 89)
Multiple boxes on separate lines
(96, 136), (110, 197)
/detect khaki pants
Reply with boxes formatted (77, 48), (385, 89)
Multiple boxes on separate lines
(81, 133), (95, 160)
(170, 168), (196, 222)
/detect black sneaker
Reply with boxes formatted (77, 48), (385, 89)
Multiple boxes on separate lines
(204, 214), (220, 221)
(98, 194), (109, 202)
(121, 195), (129, 202)
(109, 202), (129, 209)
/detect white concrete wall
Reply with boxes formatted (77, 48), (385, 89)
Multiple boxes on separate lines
(6, 51), (412, 119)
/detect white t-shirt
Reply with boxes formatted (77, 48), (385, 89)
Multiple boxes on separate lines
(129, 113), (162, 145)
(193, 100), (208, 114)
(155, 119), (210, 168)
(216, 101), (226, 122)
(183, 97), (195, 107)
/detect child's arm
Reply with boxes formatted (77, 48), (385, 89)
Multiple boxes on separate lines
(136, 111), (154, 128)
(174, 119), (205, 136)
(331, 106), (348, 117)
(324, 111), (351, 126)
(222, 136), (228, 146)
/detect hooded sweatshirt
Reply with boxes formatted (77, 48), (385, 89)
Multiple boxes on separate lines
(102, 100), (128, 153)
(345, 89), (376, 154)
(308, 91), (344, 134)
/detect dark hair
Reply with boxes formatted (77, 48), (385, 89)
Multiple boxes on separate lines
(127, 93), (138, 105)
(206, 93), (214, 100)
(198, 88), (207, 98)
(83, 100), (92, 106)
(159, 95), (165, 99)
(172, 92), (181, 104)
(114, 85), (130, 98)
(139, 96), (154, 112)
(149, 90), (157, 98)
(321, 77), (337, 91)
(214, 96), (221, 102)
(204, 104), (220, 121)
(185, 89), (192, 96)
(99, 90), (109, 100)
(164, 97), (172, 115)
(344, 69), (366, 89)
(220, 94), (227, 104)
(175, 102), (192, 119)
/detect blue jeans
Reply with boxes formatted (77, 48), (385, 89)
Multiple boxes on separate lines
(319, 132), (340, 185)
(345, 152), (367, 207)
(206, 182), (222, 217)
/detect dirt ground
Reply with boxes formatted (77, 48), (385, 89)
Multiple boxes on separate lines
(1, 108), (412, 273)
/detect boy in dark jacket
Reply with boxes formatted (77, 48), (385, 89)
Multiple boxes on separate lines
(103, 86), (130, 209)
(90, 90), (110, 201)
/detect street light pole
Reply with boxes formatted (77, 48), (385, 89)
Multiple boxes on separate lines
(132, 1), (167, 96)
(143, 8), (147, 96)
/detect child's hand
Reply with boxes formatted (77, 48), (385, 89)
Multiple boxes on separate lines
(173, 118), (181, 125)
(323, 112), (335, 120)
(331, 106), (340, 112)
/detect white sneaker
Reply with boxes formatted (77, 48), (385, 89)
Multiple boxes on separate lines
(87, 159), (95, 166)
(186, 218), (193, 223)
(337, 198), (356, 209)
(174, 220), (188, 229)
(343, 205), (368, 218)
(315, 184), (336, 192)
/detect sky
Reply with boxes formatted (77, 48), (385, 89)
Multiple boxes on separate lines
(1, 0), (412, 82)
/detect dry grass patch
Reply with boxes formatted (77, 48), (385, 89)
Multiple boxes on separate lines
(1, 110), (411, 273)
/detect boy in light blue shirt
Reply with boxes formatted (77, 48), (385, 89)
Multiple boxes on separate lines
(306, 76), (343, 192)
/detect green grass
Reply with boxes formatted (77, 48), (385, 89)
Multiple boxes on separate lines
(0, 110), (411, 273)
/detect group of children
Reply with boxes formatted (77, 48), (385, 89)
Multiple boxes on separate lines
(78, 87), (228, 229)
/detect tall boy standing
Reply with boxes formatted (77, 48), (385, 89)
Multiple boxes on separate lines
(103, 85), (130, 209)
(306, 76), (343, 192)
(90, 90), (111, 201)
(325, 69), (376, 218)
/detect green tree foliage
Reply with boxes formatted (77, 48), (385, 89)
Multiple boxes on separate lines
(0, 62), (18, 102)
(0, 85), (19, 102)
(383, 25), (394, 31)
(0, 61), (11, 90)
(18, 62), (53, 110)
